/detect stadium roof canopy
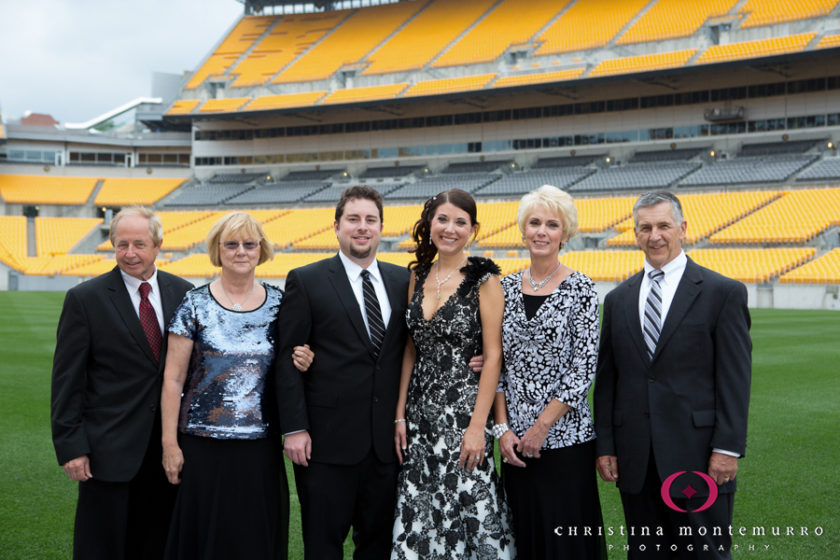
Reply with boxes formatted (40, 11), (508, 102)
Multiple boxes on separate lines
(237, 0), (401, 14)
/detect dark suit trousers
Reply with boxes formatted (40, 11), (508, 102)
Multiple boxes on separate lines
(293, 450), (397, 560)
(73, 420), (176, 560)
(620, 451), (734, 560)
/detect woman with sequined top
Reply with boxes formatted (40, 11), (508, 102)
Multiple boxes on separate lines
(493, 185), (606, 559)
(160, 212), (312, 560)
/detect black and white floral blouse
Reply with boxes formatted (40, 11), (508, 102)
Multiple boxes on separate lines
(498, 270), (599, 449)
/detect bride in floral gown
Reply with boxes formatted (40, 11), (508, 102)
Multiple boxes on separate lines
(392, 189), (515, 560)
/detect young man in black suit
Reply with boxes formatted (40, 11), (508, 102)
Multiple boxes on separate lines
(595, 191), (751, 559)
(275, 186), (410, 559)
(51, 207), (193, 559)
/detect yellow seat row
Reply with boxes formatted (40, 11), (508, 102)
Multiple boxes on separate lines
(738, 0), (839, 28)
(432, 0), (564, 68)
(361, 0), (497, 76)
(688, 248), (816, 283)
(709, 187), (840, 244)
(0, 175), (98, 205)
(616, 0), (739, 45)
(608, 190), (783, 246)
(35, 217), (102, 257)
(779, 248), (840, 283)
(275, 1), (429, 84)
(695, 32), (816, 65)
(94, 178), (185, 206)
(535, 0), (648, 55)
(0, 216), (27, 270)
(590, 49), (697, 78)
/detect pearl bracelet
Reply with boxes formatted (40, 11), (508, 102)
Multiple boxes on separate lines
(394, 418), (406, 424)
(492, 423), (510, 439)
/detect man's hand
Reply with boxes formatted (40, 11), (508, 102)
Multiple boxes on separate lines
(62, 455), (92, 482)
(284, 431), (312, 467)
(293, 344), (314, 372)
(596, 455), (619, 482)
(708, 452), (738, 485)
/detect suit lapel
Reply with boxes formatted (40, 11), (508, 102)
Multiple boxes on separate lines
(653, 257), (702, 361)
(621, 270), (648, 361)
(106, 267), (158, 365)
(327, 255), (375, 353)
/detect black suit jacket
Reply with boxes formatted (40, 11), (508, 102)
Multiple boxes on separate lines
(275, 254), (410, 465)
(594, 257), (751, 496)
(51, 266), (193, 482)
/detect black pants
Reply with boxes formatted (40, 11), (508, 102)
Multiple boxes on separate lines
(73, 428), (176, 560)
(293, 450), (397, 560)
(620, 451), (735, 560)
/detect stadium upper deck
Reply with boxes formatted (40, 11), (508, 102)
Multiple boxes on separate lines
(167, 0), (840, 117)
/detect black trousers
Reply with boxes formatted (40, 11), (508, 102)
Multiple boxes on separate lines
(619, 451), (735, 560)
(73, 425), (176, 560)
(293, 450), (397, 560)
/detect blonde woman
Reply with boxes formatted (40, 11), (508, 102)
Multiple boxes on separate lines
(494, 186), (606, 559)
(161, 212), (311, 560)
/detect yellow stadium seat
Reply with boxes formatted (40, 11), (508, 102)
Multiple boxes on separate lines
(403, 74), (496, 97)
(198, 98), (252, 113)
(780, 248), (840, 283)
(589, 50), (697, 78)
(616, 0), (738, 45)
(35, 217), (102, 257)
(166, 99), (201, 115)
(688, 248), (816, 283)
(274, 1), (429, 83)
(709, 188), (840, 244)
(738, 0), (838, 28)
(242, 92), (328, 111)
(94, 178), (185, 206)
(320, 84), (410, 105)
(0, 216), (28, 270)
(362, 0), (497, 76)
(816, 33), (840, 49)
(535, 0), (648, 56)
(0, 175), (98, 205)
(432, 0), (564, 68)
(695, 33), (816, 65)
(493, 69), (585, 89)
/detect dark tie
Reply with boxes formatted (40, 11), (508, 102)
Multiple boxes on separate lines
(360, 270), (385, 355)
(139, 282), (162, 362)
(643, 270), (665, 361)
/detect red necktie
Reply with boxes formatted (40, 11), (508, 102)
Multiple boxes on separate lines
(139, 282), (162, 362)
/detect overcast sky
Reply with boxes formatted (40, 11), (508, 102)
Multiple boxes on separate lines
(0, 0), (244, 124)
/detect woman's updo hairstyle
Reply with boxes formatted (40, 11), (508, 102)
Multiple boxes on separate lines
(409, 189), (479, 270)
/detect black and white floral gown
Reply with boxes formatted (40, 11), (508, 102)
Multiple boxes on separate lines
(391, 257), (515, 560)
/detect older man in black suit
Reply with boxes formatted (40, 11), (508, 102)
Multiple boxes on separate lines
(595, 191), (751, 559)
(51, 206), (192, 559)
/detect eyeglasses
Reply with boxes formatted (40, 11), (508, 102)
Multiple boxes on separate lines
(221, 240), (260, 251)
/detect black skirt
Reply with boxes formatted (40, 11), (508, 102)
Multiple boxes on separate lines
(165, 434), (289, 560)
(502, 439), (607, 560)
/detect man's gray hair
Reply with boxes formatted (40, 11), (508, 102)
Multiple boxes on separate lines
(109, 206), (163, 247)
(633, 191), (684, 226)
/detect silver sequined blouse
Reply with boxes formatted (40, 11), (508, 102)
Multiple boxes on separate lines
(168, 283), (282, 440)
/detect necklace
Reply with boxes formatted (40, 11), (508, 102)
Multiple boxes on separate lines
(435, 257), (467, 300)
(220, 280), (256, 311)
(527, 263), (561, 292)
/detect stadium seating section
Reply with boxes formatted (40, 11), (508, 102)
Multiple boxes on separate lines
(94, 178), (185, 206)
(0, 175), (98, 205)
(168, 0), (840, 115)
(2, 185), (838, 283)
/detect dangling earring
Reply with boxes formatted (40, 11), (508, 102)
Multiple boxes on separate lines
(428, 236), (432, 245)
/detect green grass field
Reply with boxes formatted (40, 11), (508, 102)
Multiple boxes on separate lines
(0, 291), (837, 559)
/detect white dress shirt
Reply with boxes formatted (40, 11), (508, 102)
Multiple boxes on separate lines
(120, 266), (165, 334)
(338, 251), (392, 336)
(637, 250), (687, 329)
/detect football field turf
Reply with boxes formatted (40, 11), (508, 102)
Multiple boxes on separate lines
(0, 290), (836, 559)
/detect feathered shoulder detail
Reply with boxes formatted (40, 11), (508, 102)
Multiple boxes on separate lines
(457, 256), (500, 296)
